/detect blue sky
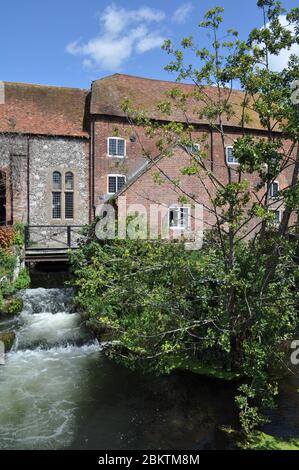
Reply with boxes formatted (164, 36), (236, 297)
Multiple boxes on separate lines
(1, 0), (298, 89)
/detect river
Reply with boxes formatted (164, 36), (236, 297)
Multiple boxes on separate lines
(0, 284), (298, 449)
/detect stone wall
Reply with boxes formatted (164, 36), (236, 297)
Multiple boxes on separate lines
(0, 134), (90, 227)
(29, 136), (89, 226)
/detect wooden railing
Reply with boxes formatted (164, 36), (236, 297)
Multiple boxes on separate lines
(24, 225), (85, 251)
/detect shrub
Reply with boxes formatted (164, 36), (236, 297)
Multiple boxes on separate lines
(13, 268), (30, 291)
(70, 234), (299, 435)
(7, 298), (23, 315)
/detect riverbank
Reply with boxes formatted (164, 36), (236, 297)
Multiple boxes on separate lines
(0, 225), (30, 317)
(0, 286), (239, 450)
(246, 432), (299, 450)
(0, 226), (30, 354)
(0, 263), (298, 450)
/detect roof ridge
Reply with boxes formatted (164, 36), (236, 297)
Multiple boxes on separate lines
(94, 73), (245, 94)
(96, 73), (196, 87)
(3, 81), (89, 92)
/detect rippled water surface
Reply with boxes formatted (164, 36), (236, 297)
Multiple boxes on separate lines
(0, 286), (297, 450)
(0, 288), (239, 450)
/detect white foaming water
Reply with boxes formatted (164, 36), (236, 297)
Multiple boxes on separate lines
(16, 288), (93, 349)
(22, 288), (74, 315)
(17, 312), (91, 349)
(0, 288), (101, 450)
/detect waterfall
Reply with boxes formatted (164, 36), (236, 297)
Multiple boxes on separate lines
(0, 288), (101, 450)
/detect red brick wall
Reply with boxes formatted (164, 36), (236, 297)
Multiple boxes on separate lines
(93, 115), (160, 206)
(94, 115), (297, 237)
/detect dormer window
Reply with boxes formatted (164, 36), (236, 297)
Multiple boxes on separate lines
(108, 174), (126, 194)
(226, 146), (239, 165)
(108, 137), (126, 158)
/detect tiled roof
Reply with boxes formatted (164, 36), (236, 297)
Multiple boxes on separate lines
(0, 82), (89, 137)
(91, 74), (267, 131)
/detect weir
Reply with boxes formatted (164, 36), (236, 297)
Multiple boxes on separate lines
(0, 287), (101, 450)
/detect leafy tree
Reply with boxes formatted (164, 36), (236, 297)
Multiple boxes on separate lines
(71, 1), (299, 437)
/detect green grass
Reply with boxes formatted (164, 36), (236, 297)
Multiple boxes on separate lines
(247, 432), (299, 450)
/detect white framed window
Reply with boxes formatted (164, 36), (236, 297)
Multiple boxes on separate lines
(186, 143), (201, 154)
(269, 181), (280, 199)
(107, 174), (126, 194)
(169, 207), (190, 230)
(107, 137), (126, 158)
(226, 146), (239, 165)
(269, 209), (282, 226)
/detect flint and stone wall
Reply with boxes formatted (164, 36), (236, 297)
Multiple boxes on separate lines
(0, 134), (89, 226)
(29, 136), (89, 226)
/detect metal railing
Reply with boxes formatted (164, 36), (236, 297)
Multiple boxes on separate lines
(24, 225), (85, 251)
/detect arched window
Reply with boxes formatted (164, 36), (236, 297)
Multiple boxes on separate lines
(52, 171), (62, 190)
(65, 172), (74, 190)
(51, 171), (74, 220)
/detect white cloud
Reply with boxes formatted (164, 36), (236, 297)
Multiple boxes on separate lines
(136, 34), (167, 53)
(66, 4), (166, 71)
(172, 2), (193, 24)
(267, 15), (299, 71)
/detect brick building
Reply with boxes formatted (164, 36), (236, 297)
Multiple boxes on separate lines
(0, 74), (296, 243)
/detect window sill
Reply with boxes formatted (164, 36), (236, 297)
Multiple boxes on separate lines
(51, 219), (74, 223)
(107, 154), (126, 159)
(169, 226), (189, 231)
